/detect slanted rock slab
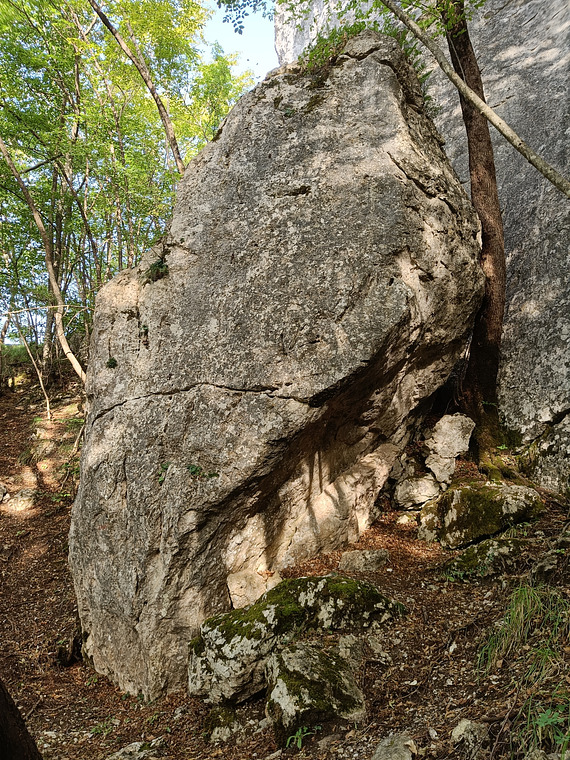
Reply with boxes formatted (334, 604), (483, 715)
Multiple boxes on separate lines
(188, 575), (406, 703)
(70, 29), (482, 697)
(265, 642), (366, 745)
(418, 483), (543, 549)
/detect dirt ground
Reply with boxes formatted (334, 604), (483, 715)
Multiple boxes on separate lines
(0, 380), (568, 760)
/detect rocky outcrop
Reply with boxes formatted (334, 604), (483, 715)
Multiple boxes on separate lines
(418, 483), (543, 549)
(70, 31), (482, 698)
(187, 575), (405, 704)
(275, 0), (570, 496)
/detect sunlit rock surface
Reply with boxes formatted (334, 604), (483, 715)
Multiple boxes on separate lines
(70, 32), (482, 698)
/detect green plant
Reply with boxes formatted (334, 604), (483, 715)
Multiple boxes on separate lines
(477, 584), (570, 757)
(187, 463), (219, 479)
(510, 690), (570, 758)
(286, 725), (322, 749)
(106, 357), (118, 369)
(477, 584), (570, 676)
(89, 718), (114, 737)
(300, 22), (367, 73)
(142, 257), (169, 284)
(158, 463), (170, 485)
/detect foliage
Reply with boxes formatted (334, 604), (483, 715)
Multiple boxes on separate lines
(478, 584), (570, 757)
(142, 257), (169, 284)
(286, 724), (322, 749)
(0, 0), (252, 374)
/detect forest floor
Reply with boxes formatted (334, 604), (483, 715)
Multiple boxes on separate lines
(0, 379), (568, 760)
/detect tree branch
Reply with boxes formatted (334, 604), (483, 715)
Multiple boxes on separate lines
(85, 0), (186, 175)
(377, 0), (570, 198)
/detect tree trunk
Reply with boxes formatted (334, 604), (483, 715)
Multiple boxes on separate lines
(0, 136), (87, 384)
(86, 0), (186, 176)
(440, 0), (506, 449)
(377, 0), (570, 197)
(0, 677), (43, 760)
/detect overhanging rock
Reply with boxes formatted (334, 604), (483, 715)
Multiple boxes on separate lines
(69, 31), (483, 698)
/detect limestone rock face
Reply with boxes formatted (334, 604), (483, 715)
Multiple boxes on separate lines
(426, 0), (570, 496)
(70, 32), (482, 698)
(275, 0), (570, 496)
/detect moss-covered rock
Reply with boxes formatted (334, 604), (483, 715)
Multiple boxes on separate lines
(265, 642), (365, 746)
(188, 575), (406, 704)
(442, 537), (532, 581)
(418, 483), (543, 549)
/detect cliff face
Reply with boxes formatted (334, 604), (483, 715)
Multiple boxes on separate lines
(275, 0), (570, 495)
(70, 32), (482, 698)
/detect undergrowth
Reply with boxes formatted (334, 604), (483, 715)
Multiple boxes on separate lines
(478, 584), (570, 757)
(298, 8), (439, 116)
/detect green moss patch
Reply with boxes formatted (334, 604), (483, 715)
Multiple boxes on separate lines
(419, 483), (543, 549)
(442, 537), (531, 581)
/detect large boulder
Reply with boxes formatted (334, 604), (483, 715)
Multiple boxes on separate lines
(70, 31), (482, 698)
(275, 0), (570, 496)
(418, 483), (543, 549)
(187, 575), (405, 704)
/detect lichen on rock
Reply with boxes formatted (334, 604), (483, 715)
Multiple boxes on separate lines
(418, 483), (543, 549)
(188, 575), (406, 703)
(265, 642), (366, 745)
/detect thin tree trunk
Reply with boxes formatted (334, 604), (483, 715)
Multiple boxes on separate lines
(440, 0), (505, 445)
(0, 136), (87, 384)
(85, 0), (186, 175)
(0, 676), (43, 760)
(377, 0), (570, 198)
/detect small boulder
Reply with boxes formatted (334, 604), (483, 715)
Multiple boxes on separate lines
(188, 575), (406, 703)
(395, 475), (440, 510)
(442, 537), (531, 580)
(530, 543), (569, 586)
(418, 483), (543, 548)
(372, 733), (417, 760)
(450, 719), (488, 760)
(423, 414), (475, 484)
(105, 739), (164, 760)
(265, 642), (365, 745)
(8, 489), (36, 511)
(338, 549), (390, 573)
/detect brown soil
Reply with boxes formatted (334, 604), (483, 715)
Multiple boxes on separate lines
(0, 381), (567, 760)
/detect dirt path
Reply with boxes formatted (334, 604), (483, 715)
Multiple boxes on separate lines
(0, 383), (567, 760)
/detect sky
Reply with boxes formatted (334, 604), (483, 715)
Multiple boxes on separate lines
(203, 1), (279, 81)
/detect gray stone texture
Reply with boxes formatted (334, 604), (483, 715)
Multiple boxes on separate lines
(265, 642), (366, 743)
(338, 548), (390, 573)
(70, 32), (482, 698)
(187, 575), (405, 704)
(371, 733), (417, 760)
(418, 483), (543, 549)
(423, 414), (475, 484)
(275, 0), (570, 496)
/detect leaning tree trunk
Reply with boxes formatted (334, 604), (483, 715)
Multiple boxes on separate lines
(0, 677), (43, 760)
(441, 0), (506, 452)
